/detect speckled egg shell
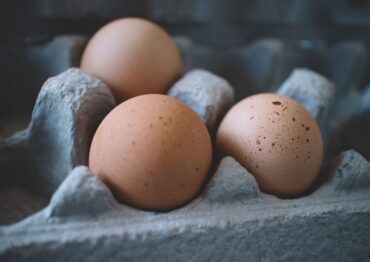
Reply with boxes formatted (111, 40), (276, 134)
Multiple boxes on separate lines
(216, 93), (323, 198)
(89, 94), (212, 211)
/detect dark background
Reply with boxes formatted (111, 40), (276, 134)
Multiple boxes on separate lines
(1, 0), (370, 44)
(0, 0), (370, 154)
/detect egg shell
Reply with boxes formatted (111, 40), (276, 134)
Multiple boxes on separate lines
(216, 93), (323, 198)
(89, 94), (212, 211)
(80, 18), (183, 102)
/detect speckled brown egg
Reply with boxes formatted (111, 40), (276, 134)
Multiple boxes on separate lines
(89, 94), (212, 211)
(80, 18), (183, 102)
(216, 93), (323, 198)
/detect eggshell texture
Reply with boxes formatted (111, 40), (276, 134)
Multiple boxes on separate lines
(80, 18), (183, 102)
(216, 93), (323, 198)
(89, 94), (212, 211)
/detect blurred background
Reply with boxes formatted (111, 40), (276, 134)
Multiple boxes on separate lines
(0, 0), (369, 154)
(0, 0), (369, 248)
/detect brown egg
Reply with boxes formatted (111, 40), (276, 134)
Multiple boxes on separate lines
(80, 18), (183, 102)
(216, 93), (323, 198)
(89, 94), (212, 211)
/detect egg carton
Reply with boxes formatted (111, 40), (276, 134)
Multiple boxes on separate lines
(0, 35), (370, 261)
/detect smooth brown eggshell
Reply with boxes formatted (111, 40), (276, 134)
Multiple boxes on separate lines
(80, 18), (183, 102)
(89, 94), (212, 211)
(216, 93), (323, 198)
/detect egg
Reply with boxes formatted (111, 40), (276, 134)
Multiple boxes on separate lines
(80, 18), (183, 102)
(216, 93), (323, 198)
(89, 94), (212, 211)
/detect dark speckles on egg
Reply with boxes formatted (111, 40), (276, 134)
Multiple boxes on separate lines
(89, 94), (212, 211)
(216, 93), (323, 198)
